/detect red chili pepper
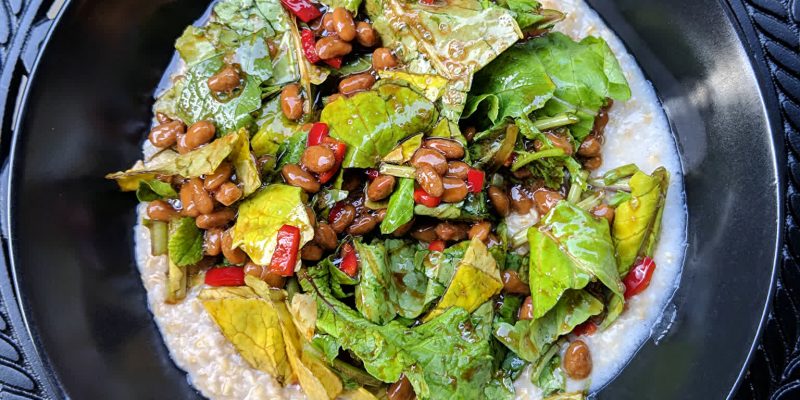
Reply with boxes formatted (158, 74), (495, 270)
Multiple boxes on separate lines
(414, 187), (442, 207)
(280, 0), (321, 22)
(269, 225), (301, 277)
(300, 29), (321, 64)
(428, 240), (446, 252)
(323, 57), (343, 69)
(420, 0), (435, 4)
(365, 168), (379, 181)
(318, 138), (347, 184)
(340, 243), (359, 277)
(623, 256), (657, 299)
(466, 168), (485, 193)
(308, 122), (329, 146)
(573, 320), (598, 337)
(205, 267), (245, 287)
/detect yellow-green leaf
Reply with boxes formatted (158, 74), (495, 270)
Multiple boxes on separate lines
(165, 259), (187, 304)
(230, 129), (261, 196)
(231, 184), (314, 265)
(106, 133), (240, 190)
(378, 71), (448, 102)
(612, 167), (669, 275)
(423, 237), (502, 322)
(199, 286), (294, 383)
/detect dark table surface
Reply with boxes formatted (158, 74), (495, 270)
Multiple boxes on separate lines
(0, 0), (797, 399)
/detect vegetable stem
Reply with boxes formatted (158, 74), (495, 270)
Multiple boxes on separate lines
(576, 192), (603, 211)
(379, 163), (416, 179)
(532, 113), (580, 131)
(145, 219), (169, 256)
(511, 148), (566, 171)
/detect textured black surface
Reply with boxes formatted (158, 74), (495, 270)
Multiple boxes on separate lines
(0, 0), (791, 399)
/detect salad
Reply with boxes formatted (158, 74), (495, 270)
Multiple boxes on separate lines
(107, 0), (672, 398)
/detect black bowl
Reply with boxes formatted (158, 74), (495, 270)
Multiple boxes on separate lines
(2, 0), (782, 399)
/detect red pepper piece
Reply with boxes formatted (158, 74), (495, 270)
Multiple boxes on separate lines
(308, 122), (329, 146)
(428, 240), (446, 252)
(340, 242), (359, 277)
(365, 168), (379, 181)
(280, 0), (322, 22)
(318, 137), (347, 184)
(623, 256), (657, 299)
(573, 320), (598, 337)
(323, 57), (343, 69)
(414, 187), (441, 208)
(420, 0), (435, 4)
(269, 225), (301, 277)
(466, 168), (485, 193)
(300, 29), (321, 64)
(205, 267), (245, 287)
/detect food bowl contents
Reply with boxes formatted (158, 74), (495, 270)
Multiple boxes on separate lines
(107, 0), (686, 398)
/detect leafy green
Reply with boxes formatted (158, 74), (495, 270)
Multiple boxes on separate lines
(381, 178), (415, 234)
(330, 55), (373, 77)
(165, 258), (187, 304)
(303, 269), (497, 400)
(354, 240), (397, 324)
(177, 55), (262, 134)
(385, 239), (431, 319)
(320, 0), (362, 14)
(464, 44), (555, 125)
(382, 134), (423, 165)
(320, 83), (438, 168)
(613, 167), (669, 275)
(168, 217), (204, 267)
(234, 33), (274, 82)
(528, 33), (631, 141)
(276, 130), (308, 170)
(231, 184), (315, 265)
(366, 0), (522, 120)
(251, 96), (300, 157)
(528, 201), (623, 319)
(135, 179), (177, 202)
(493, 290), (602, 362)
(230, 128), (261, 196)
(214, 0), (277, 36)
(413, 192), (490, 221)
(175, 26), (218, 65)
(423, 238), (503, 322)
(106, 133), (241, 190)
(534, 354), (566, 396)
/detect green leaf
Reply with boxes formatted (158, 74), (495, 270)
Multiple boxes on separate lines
(229, 129), (262, 197)
(213, 0), (277, 36)
(354, 240), (397, 324)
(613, 167), (669, 275)
(493, 290), (602, 362)
(329, 55), (373, 77)
(176, 55), (263, 134)
(136, 179), (178, 202)
(231, 184), (315, 265)
(251, 96), (300, 157)
(385, 239), (431, 319)
(319, 0), (362, 13)
(234, 33), (274, 82)
(277, 131), (308, 170)
(168, 217), (204, 267)
(464, 45), (555, 124)
(106, 133), (241, 190)
(535, 354), (566, 396)
(303, 269), (497, 400)
(175, 26), (219, 65)
(380, 178), (415, 234)
(321, 84), (439, 168)
(413, 192), (490, 221)
(423, 238), (503, 322)
(366, 0), (522, 121)
(529, 32), (631, 141)
(528, 201), (623, 319)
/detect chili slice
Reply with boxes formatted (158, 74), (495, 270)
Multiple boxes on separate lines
(623, 256), (656, 299)
(323, 57), (343, 69)
(340, 242), (359, 277)
(308, 122), (329, 146)
(414, 187), (441, 207)
(428, 240), (446, 252)
(279, 0), (321, 22)
(300, 29), (321, 64)
(466, 168), (485, 193)
(205, 267), (245, 287)
(573, 320), (598, 337)
(269, 225), (301, 277)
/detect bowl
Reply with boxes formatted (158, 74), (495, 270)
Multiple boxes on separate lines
(2, 0), (782, 398)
